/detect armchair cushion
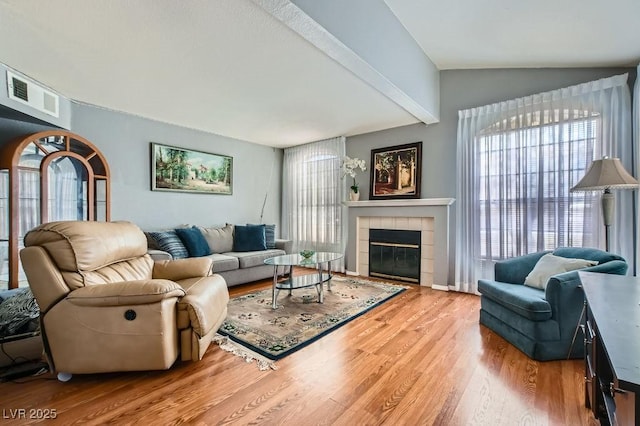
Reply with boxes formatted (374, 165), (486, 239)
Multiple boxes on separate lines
(524, 253), (597, 290)
(478, 280), (552, 321)
(66, 280), (186, 306)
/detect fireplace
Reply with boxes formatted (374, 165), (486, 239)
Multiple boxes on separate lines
(369, 228), (421, 283)
(346, 198), (455, 289)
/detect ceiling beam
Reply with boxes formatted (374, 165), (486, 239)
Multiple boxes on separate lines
(252, 0), (440, 125)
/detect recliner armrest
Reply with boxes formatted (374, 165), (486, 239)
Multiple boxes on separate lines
(153, 258), (213, 281)
(66, 279), (186, 307)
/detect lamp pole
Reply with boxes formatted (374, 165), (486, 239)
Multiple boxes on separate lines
(601, 188), (614, 252)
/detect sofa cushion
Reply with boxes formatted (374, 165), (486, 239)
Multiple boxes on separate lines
(198, 224), (234, 254)
(524, 253), (596, 290)
(175, 227), (212, 257)
(233, 224), (267, 252)
(227, 249), (286, 269)
(147, 230), (189, 259)
(207, 253), (239, 273)
(478, 279), (552, 321)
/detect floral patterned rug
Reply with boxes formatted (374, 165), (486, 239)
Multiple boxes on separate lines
(218, 276), (408, 360)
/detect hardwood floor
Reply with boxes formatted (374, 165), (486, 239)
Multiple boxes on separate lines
(1, 276), (596, 425)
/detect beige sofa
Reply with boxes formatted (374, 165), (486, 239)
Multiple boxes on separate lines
(147, 224), (291, 287)
(20, 221), (229, 379)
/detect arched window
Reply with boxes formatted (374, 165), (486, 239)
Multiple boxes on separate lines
(0, 131), (110, 289)
(455, 74), (632, 294)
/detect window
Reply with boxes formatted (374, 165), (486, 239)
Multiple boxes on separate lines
(477, 111), (598, 260)
(455, 74), (632, 293)
(282, 136), (346, 271)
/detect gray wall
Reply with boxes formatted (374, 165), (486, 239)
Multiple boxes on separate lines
(346, 67), (636, 284)
(68, 103), (283, 231)
(0, 100), (283, 235)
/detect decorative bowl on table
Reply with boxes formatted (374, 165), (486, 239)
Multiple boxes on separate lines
(299, 250), (315, 259)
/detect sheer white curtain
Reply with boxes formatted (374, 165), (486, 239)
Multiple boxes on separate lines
(456, 74), (632, 294)
(282, 136), (347, 272)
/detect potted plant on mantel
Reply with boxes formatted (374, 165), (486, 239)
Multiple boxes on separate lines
(342, 156), (367, 201)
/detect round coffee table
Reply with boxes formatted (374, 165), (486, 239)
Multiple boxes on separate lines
(264, 252), (343, 309)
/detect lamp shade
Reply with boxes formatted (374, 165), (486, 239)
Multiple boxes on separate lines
(570, 157), (638, 192)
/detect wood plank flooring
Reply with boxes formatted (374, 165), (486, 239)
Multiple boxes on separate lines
(0, 276), (597, 425)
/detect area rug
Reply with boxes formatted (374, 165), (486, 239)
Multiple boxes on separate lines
(217, 276), (408, 361)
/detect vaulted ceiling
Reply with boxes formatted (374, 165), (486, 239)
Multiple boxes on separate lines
(0, 0), (638, 148)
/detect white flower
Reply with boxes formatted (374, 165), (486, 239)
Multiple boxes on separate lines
(342, 156), (366, 178)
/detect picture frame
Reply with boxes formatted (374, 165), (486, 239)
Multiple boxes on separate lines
(370, 142), (422, 199)
(151, 142), (233, 195)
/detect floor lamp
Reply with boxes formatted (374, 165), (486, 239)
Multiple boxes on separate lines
(570, 157), (639, 252)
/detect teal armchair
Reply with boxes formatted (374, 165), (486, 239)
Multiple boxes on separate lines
(478, 247), (627, 361)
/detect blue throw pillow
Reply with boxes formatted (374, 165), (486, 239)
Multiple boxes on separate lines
(148, 230), (189, 259)
(233, 224), (267, 252)
(248, 223), (275, 249)
(175, 227), (212, 257)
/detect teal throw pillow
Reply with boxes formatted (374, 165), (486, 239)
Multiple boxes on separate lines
(248, 223), (275, 249)
(148, 230), (189, 259)
(233, 224), (267, 252)
(175, 227), (212, 257)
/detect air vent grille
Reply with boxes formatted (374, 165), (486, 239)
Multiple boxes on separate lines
(11, 77), (28, 101)
(6, 70), (59, 118)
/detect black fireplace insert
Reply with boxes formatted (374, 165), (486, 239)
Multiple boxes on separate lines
(368, 228), (420, 283)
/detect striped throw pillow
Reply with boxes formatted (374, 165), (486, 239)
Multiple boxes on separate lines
(148, 230), (189, 259)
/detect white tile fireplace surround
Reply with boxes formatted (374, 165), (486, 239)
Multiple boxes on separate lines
(344, 198), (455, 291)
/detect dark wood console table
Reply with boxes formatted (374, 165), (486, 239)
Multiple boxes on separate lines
(579, 272), (640, 425)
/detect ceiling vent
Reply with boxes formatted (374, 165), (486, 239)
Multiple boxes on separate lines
(6, 70), (59, 118)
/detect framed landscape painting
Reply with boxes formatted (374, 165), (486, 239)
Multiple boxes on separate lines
(151, 143), (232, 194)
(370, 142), (422, 199)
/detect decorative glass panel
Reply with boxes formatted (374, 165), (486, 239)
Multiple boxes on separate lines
(0, 240), (8, 290)
(39, 135), (66, 155)
(0, 170), (8, 241)
(18, 169), (40, 237)
(18, 142), (45, 168)
(48, 157), (89, 221)
(95, 179), (107, 221)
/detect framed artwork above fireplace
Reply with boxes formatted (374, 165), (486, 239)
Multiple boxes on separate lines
(370, 142), (422, 199)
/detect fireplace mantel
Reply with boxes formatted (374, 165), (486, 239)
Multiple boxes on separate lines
(344, 197), (455, 291)
(344, 198), (455, 208)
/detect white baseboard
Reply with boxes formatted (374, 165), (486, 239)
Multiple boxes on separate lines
(431, 284), (449, 291)
(345, 270), (359, 276)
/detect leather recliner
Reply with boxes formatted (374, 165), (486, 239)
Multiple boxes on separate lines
(20, 220), (229, 378)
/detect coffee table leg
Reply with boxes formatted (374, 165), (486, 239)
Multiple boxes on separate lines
(272, 266), (278, 309)
(327, 260), (333, 291)
(317, 263), (324, 303)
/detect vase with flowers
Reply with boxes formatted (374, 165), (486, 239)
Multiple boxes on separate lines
(342, 156), (366, 201)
